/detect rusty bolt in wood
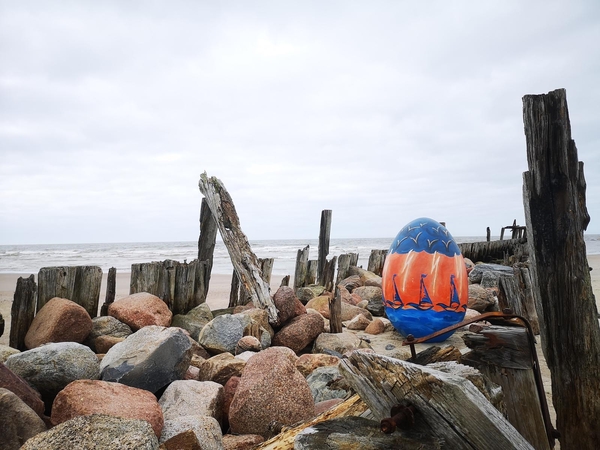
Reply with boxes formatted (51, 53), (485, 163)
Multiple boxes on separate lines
(380, 405), (416, 434)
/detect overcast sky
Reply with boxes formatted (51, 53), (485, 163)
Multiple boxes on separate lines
(1, 1), (599, 245)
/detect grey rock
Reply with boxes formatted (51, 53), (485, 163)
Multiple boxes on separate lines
(296, 285), (326, 304)
(312, 332), (364, 355)
(306, 366), (349, 403)
(0, 388), (47, 450)
(171, 303), (214, 341)
(294, 416), (442, 449)
(469, 263), (514, 284)
(100, 326), (192, 393)
(467, 284), (496, 312)
(198, 314), (252, 354)
(353, 286), (385, 317)
(21, 413), (158, 450)
(159, 380), (223, 424)
(0, 344), (20, 363)
(159, 415), (223, 450)
(5, 342), (100, 401)
(84, 316), (132, 351)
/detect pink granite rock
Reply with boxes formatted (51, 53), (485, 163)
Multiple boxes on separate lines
(295, 353), (340, 377)
(222, 375), (240, 430)
(0, 362), (46, 421)
(235, 336), (262, 354)
(272, 286), (306, 327)
(345, 314), (372, 331)
(338, 285), (363, 306)
(51, 379), (164, 436)
(364, 318), (386, 335)
(305, 296), (373, 321)
(228, 347), (314, 437)
(108, 292), (172, 330)
(272, 313), (324, 353)
(24, 297), (92, 349)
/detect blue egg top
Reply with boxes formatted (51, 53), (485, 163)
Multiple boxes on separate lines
(389, 217), (461, 256)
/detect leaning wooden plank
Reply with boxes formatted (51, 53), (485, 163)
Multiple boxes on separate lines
(339, 351), (533, 450)
(254, 394), (368, 450)
(198, 172), (278, 323)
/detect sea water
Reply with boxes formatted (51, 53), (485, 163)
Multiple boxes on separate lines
(1, 235), (600, 275)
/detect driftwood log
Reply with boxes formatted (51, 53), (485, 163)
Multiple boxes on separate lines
(197, 197), (218, 297)
(198, 173), (278, 323)
(407, 345), (461, 365)
(339, 351), (534, 449)
(522, 88), (600, 448)
(37, 266), (102, 318)
(461, 325), (550, 450)
(10, 275), (37, 351)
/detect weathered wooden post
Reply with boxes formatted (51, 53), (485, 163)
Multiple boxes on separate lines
(461, 325), (550, 449)
(367, 249), (387, 276)
(498, 268), (540, 334)
(100, 267), (116, 316)
(329, 290), (343, 333)
(317, 209), (332, 284)
(198, 198), (218, 297)
(198, 172), (278, 323)
(10, 275), (37, 351)
(487, 227), (491, 242)
(293, 246), (310, 292)
(38, 266), (102, 318)
(522, 88), (600, 448)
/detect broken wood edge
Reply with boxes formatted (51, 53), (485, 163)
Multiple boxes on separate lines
(253, 394), (368, 449)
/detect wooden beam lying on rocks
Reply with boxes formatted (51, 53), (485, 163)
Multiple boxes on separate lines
(339, 351), (533, 450)
(198, 172), (278, 323)
(254, 394), (368, 450)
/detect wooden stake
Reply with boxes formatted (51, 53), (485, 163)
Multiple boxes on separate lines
(198, 197), (218, 297)
(100, 267), (116, 316)
(317, 210), (332, 283)
(10, 275), (37, 351)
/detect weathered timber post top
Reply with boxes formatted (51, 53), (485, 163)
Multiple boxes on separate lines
(198, 172), (279, 323)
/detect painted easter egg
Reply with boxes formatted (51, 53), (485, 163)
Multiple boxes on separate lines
(382, 217), (468, 342)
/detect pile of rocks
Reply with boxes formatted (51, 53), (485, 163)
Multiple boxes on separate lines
(0, 263), (506, 449)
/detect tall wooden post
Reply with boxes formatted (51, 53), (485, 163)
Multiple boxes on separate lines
(198, 198), (218, 297)
(522, 88), (600, 448)
(317, 210), (332, 284)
